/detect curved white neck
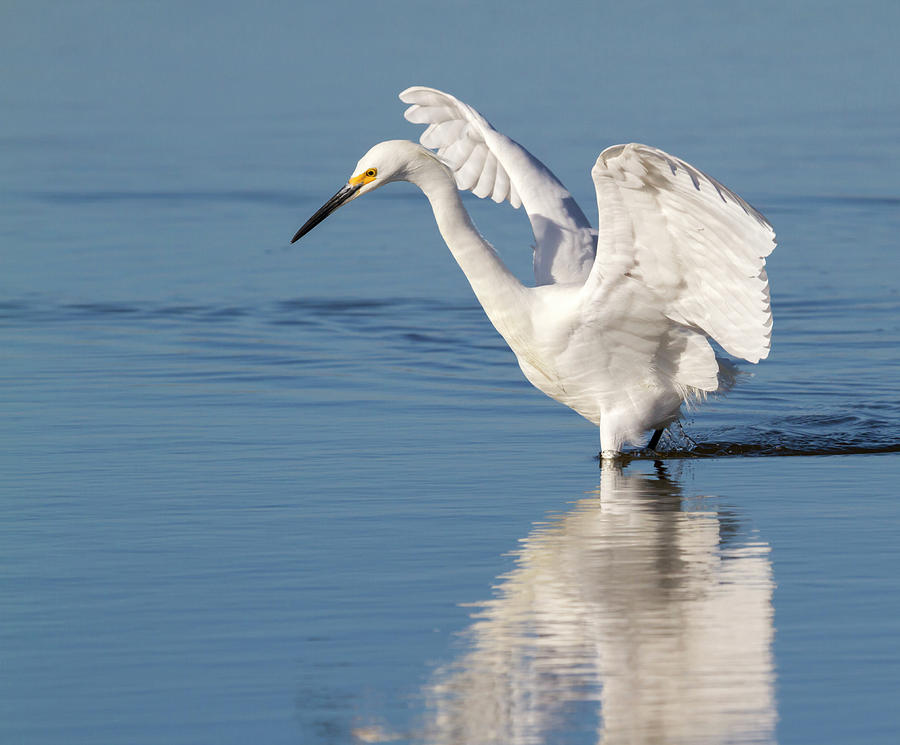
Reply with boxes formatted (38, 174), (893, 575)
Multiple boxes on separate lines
(406, 158), (530, 343)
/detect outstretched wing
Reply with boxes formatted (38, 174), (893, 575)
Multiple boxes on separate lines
(399, 86), (596, 286)
(587, 144), (775, 363)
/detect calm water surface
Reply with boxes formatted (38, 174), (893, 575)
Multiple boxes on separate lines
(2, 3), (900, 744)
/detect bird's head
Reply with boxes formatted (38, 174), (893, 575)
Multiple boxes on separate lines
(291, 140), (430, 243)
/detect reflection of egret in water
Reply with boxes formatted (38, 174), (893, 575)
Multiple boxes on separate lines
(423, 463), (776, 745)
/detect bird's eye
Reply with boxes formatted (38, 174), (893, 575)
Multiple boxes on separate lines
(365, 168), (377, 178)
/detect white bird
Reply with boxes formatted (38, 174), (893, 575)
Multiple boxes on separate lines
(292, 87), (775, 458)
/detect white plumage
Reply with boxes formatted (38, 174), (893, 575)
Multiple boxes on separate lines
(401, 86), (597, 286)
(291, 87), (776, 457)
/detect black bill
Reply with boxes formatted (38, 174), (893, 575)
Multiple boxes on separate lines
(291, 182), (363, 243)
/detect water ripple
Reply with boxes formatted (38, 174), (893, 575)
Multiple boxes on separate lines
(27, 189), (302, 207)
(2, 295), (898, 460)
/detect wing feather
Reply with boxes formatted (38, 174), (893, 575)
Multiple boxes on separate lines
(441, 136), (477, 169)
(508, 181), (522, 210)
(456, 143), (488, 191)
(405, 104), (455, 125)
(400, 86), (596, 285)
(588, 144), (775, 363)
(491, 157), (511, 204)
(473, 152), (498, 199)
(421, 120), (467, 149)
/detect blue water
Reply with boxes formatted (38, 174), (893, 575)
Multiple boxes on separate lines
(2, 2), (900, 743)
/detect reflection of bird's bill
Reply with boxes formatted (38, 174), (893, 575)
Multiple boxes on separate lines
(291, 182), (363, 243)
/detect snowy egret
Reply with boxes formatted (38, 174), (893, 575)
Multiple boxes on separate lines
(292, 87), (775, 457)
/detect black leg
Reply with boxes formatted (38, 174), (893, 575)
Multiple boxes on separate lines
(647, 428), (664, 450)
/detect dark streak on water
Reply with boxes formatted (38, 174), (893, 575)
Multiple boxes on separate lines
(625, 440), (900, 461)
